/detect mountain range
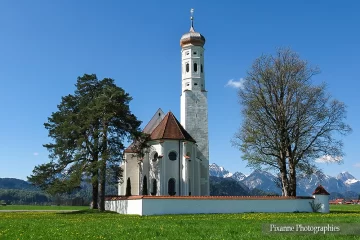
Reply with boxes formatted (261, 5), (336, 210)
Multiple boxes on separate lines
(209, 163), (360, 198)
(1, 164), (359, 204)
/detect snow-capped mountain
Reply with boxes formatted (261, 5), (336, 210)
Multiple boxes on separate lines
(297, 173), (348, 195)
(209, 163), (360, 196)
(337, 172), (357, 183)
(345, 179), (359, 184)
(231, 172), (246, 181)
(336, 171), (360, 192)
(209, 163), (232, 178)
(241, 169), (281, 194)
(209, 163), (246, 181)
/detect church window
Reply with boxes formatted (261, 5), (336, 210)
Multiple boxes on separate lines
(201, 64), (203, 73)
(186, 63), (189, 72)
(193, 51), (197, 55)
(152, 152), (158, 162)
(186, 51), (189, 55)
(168, 178), (176, 196)
(168, 151), (177, 161)
(151, 179), (157, 196)
(194, 63), (198, 72)
(186, 83), (190, 86)
(194, 83), (198, 86)
(189, 178), (191, 196)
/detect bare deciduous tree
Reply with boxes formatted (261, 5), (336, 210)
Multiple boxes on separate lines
(234, 48), (352, 196)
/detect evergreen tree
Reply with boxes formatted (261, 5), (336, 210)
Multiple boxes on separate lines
(126, 177), (131, 196)
(28, 74), (144, 211)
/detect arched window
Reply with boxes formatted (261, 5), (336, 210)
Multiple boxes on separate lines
(201, 64), (203, 73)
(142, 175), (148, 195)
(151, 179), (157, 196)
(152, 152), (158, 162)
(186, 63), (189, 72)
(168, 178), (176, 196)
(194, 63), (198, 72)
(168, 151), (177, 161)
(189, 178), (191, 196)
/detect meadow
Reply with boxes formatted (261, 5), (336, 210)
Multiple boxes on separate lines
(0, 205), (88, 211)
(0, 205), (359, 240)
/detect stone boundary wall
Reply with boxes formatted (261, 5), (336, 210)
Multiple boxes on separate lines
(105, 195), (328, 216)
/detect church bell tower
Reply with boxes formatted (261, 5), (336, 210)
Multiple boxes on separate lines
(180, 9), (209, 196)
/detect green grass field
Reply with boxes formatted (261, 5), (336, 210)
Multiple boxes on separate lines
(0, 205), (359, 239)
(0, 205), (88, 211)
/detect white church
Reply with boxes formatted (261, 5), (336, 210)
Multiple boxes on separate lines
(119, 11), (210, 196)
(109, 11), (330, 215)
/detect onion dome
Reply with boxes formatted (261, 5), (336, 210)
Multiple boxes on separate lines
(180, 9), (206, 48)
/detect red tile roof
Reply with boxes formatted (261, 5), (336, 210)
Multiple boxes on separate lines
(312, 185), (330, 195)
(124, 112), (195, 153)
(150, 112), (195, 142)
(105, 195), (314, 201)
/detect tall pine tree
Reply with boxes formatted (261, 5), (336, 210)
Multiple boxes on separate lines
(28, 74), (144, 211)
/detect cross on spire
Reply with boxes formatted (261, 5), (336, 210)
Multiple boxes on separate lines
(190, 8), (195, 32)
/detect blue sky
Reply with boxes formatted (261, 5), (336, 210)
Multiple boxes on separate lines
(0, 0), (359, 181)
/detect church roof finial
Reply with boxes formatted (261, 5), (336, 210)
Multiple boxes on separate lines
(180, 8), (205, 47)
(190, 8), (195, 32)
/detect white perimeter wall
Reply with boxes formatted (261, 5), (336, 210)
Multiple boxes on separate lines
(105, 198), (316, 216)
(105, 199), (142, 215)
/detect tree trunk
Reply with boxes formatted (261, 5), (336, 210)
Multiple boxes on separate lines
(90, 151), (99, 209)
(288, 163), (297, 196)
(280, 163), (289, 196)
(98, 159), (106, 211)
(98, 124), (108, 212)
(91, 170), (98, 209)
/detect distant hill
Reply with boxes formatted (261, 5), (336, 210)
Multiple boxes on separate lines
(0, 177), (117, 205)
(0, 178), (51, 204)
(0, 178), (39, 191)
(210, 176), (250, 196)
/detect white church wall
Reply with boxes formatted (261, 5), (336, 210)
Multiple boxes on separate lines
(148, 143), (161, 196)
(141, 151), (149, 195)
(142, 198), (313, 215)
(119, 153), (140, 195)
(184, 142), (197, 196)
(162, 140), (183, 196)
(105, 197), (317, 216)
(119, 161), (125, 195)
(313, 195), (330, 213)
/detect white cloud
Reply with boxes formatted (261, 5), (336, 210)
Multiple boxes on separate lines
(353, 163), (360, 168)
(315, 155), (342, 163)
(33, 152), (39, 156)
(225, 78), (244, 89)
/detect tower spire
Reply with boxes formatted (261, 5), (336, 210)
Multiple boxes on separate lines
(190, 8), (195, 32)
